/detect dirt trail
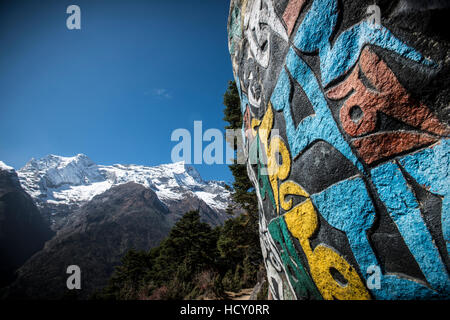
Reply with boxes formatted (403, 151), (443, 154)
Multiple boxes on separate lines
(225, 288), (253, 300)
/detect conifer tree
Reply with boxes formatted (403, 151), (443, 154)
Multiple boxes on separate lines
(222, 80), (261, 271)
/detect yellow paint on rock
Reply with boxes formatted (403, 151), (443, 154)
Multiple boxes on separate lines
(258, 103), (291, 214)
(251, 118), (261, 137)
(257, 104), (371, 300)
(282, 181), (371, 300)
(268, 136), (291, 214)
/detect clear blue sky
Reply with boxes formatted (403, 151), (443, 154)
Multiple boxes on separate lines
(0, 0), (235, 182)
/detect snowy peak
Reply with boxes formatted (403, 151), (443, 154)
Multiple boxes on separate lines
(0, 160), (14, 172)
(183, 164), (204, 184)
(20, 154), (103, 188)
(0, 160), (22, 192)
(23, 154), (94, 172)
(97, 161), (228, 207)
(17, 155), (231, 227)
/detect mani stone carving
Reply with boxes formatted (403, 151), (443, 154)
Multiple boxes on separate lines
(228, 0), (450, 300)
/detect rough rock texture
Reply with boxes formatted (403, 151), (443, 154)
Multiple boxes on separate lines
(4, 183), (172, 300)
(228, 0), (450, 299)
(0, 164), (54, 287)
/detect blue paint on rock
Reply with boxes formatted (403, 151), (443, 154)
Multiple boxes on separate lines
(311, 177), (447, 299)
(371, 162), (450, 297)
(293, 0), (433, 86)
(398, 139), (450, 255)
(271, 47), (365, 173)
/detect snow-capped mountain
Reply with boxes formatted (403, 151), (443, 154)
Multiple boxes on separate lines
(0, 160), (14, 173)
(17, 154), (232, 229)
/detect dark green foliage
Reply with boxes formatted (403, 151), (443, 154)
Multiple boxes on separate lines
(217, 215), (259, 286)
(217, 216), (257, 291)
(256, 279), (269, 300)
(221, 269), (240, 292)
(99, 249), (152, 300)
(149, 211), (219, 286)
(223, 80), (242, 130)
(222, 80), (263, 285)
(98, 211), (222, 300)
(98, 81), (266, 300)
(97, 210), (261, 300)
(223, 81), (259, 217)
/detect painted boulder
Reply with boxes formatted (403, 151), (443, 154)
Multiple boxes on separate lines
(228, 0), (450, 300)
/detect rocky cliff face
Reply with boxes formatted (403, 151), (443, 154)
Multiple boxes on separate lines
(228, 0), (449, 300)
(0, 162), (54, 287)
(6, 182), (172, 299)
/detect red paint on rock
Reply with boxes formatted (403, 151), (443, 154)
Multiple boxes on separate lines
(283, 0), (306, 36)
(327, 47), (449, 165)
(353, 132), (438, 165)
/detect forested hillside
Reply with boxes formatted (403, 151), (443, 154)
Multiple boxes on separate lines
(96, 81), (267, 300)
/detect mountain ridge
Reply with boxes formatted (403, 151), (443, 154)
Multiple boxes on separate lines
(0, 165), (54, 287)
(15, 154), (232, 229)
(1, 155), (236, 299)
(5, 182), (173, 299)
